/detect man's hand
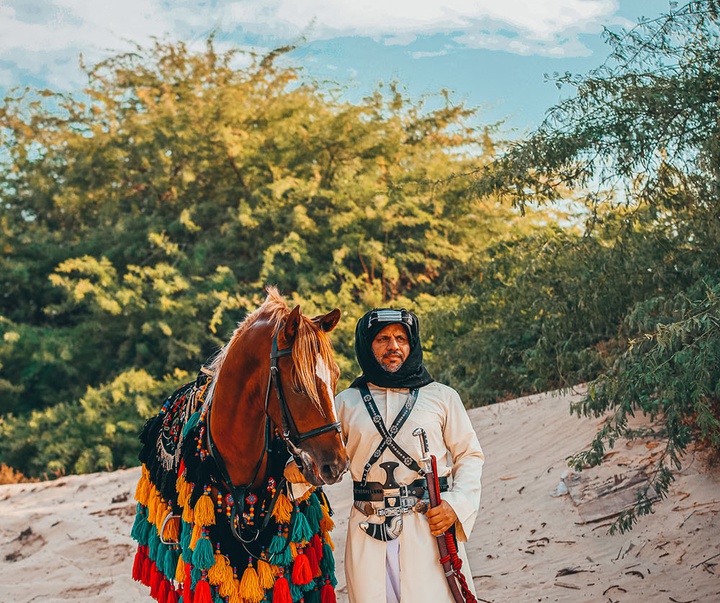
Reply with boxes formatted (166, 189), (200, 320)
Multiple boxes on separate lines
(426, 500), (457, 536)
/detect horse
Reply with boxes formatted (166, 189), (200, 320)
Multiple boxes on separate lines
(131, 287), (349, 603)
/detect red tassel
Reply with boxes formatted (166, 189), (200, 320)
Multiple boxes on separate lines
(167, 588), (180, 603)
(132, 546), (147, 582)
(291, 551), (313, 585)
(150, 564), (163, 599)
(310, 534), (323, 560)
(321, 582), (337, 603)
(183, 565), (194, 603)
(193, 580), (213, 603)
(142, 556), (153, 586)
(272, 575), (293, 603)
(157, 578), (170, 603)
(305, 546), (321, 578)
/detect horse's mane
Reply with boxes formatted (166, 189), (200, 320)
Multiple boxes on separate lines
(206, 286), (336, 410)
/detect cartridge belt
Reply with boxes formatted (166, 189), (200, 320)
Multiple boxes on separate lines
(353, 476), (449, 502)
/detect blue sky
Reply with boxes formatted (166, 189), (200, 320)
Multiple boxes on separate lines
(0, 0), (669, 136)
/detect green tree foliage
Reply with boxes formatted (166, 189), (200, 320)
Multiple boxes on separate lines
(437, 1), (720, 530)
(0, 40), (527, 476)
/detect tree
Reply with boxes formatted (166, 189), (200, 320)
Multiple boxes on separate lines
(0, 40), (530, 476)
(455, 0), (720, 530)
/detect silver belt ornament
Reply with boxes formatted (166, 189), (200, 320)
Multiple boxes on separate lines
(358, 461), (428, 541)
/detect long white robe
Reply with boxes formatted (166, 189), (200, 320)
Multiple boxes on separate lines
(336, 382), (484, 603)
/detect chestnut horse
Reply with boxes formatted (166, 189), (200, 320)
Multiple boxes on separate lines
(131, 288), (348, 603)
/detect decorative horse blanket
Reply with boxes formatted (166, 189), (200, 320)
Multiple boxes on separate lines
(131, 369), (339, 603)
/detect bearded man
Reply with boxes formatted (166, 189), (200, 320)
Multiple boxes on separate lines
(335, 308), (484, 603)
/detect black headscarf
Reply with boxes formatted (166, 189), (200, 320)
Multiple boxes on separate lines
(350, 308), (434, 389)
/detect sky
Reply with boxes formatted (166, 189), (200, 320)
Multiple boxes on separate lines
(0, 0), (670, 136)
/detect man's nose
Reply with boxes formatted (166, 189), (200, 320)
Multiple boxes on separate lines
(387, 337), (400, 349)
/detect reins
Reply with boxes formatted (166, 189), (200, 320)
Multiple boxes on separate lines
(204, 321), (341, 556)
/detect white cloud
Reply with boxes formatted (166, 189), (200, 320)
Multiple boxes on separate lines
(0, 0), (621, 91)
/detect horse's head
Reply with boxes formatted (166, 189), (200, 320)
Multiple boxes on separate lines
(271, 304), (349, 486)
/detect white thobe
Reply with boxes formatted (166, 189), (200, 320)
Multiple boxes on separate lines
(336, 381), (484, 603)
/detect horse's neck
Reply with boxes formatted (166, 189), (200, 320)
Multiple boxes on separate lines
(209, 335), (272, 487)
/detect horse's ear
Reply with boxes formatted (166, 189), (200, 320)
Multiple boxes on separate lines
(284, 305), (303, 341)
(313, 308), (341, 333)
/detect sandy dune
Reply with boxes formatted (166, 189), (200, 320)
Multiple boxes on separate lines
(1, 389), (718, 602)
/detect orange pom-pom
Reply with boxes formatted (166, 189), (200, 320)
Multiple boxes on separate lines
(238, 563), (264, 603)
(194, 492), (216, 527)
(271, 492), (293, 524)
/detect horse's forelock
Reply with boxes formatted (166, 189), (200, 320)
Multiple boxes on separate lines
(292, 318), (337, 411)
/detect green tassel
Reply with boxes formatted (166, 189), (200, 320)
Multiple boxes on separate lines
(148, 529), (160, 562)
(319, 543), (334, 575)
(269, 531), (293, 566)
(191, 564), (203, 588)
(164, 547), (180, 580)
(183, 412), (201, 438)
(305, 587), (321, 603)
(180, 521), (193, 560)
(192, 535), (215, 570)
(290, 581), (304, 602)
(290, 509), (314, 544)
(155, 542), (167, 575)
(131, 504), (149, 544)
(303, 495), (323, 534)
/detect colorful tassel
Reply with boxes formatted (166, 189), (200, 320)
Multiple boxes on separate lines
(323, 530), (335, 551)
(319, 504), (335, 532)
(290, 507), (314, 544)
(131, 504), (148, 544)
(291, 551), (313, 586)
(158, 578), (170, 603)
(306, 545), (321, 578)
(177, 473), (193, 508)
(192, 535), (216, 570)
(194, 490), (216, 527)
(132, 546), (147, 582)
(319, 543), (335, 575)
(321, 582), (337, 603)
(135, 466), (151, 505)
(310, 534), (323, 561)
(272, 574), (293, 603)
(304, 494), (323, 533)
(238, 561), (264, 603)
(189, 522), (203, 550)
(182, 565), (193, 603)
(257, 558), (276, 590)
(150, 564), (163, 599)
(193, 579), (213, 603)
(175, 554), (186, 583)
(271, 492), (293, 524)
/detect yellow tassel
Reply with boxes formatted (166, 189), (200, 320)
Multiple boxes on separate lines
(257, 558), (276, 590)
(319, 503), (335, 532)
(190, 522), (203, 550)
(194, 492), (216, 527)
(271, 492), (293, 524)
(208, 552), (232, 586)
(175, 554), (186, 583)
(176, 473), (193, 508)
(135, 466), (150, 505)
(182, 502), (195, 523)
(227, 577), (242, 603)
(162, 515), (180, 542)
(238, 563), (265, 603)
(324, 530), (335, 551)
(290, 541), (299, 560)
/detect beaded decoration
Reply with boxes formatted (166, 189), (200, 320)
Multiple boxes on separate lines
(131, 369), (339, 603)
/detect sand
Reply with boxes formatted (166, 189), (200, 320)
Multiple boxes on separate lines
(1, 388), (718, 603)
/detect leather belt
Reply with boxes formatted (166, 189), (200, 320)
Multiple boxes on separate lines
(353, 476), (449, 502)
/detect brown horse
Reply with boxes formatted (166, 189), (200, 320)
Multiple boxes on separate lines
(131, 288), (348, 603)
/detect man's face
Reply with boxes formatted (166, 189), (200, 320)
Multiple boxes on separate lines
(371, 323), (410, 373)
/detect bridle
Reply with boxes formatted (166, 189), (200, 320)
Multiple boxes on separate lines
(205, 322), (342, 548)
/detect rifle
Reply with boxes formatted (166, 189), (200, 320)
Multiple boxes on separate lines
(413, 428), (477, 603)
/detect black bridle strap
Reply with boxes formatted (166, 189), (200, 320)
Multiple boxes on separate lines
(270, 330), (342, 446)
(204, 322), (341, 547)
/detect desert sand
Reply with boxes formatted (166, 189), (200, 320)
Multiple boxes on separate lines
(1, 388), (718, 603)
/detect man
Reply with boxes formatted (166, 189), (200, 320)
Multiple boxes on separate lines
(336, 308), (484, 603)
